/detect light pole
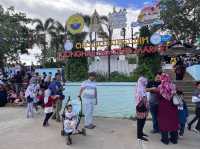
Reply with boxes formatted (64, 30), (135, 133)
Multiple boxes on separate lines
(131, 27), (134, 48)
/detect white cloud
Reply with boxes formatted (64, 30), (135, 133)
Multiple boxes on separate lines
(143, 1), (151, 5)
(0, 0), (140, 65)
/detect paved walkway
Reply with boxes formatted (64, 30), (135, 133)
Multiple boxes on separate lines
(0, 107), (200, 149)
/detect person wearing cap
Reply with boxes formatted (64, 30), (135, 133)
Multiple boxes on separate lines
(79, 72), (98, 129)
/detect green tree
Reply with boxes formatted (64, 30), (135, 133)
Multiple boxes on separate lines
(0, 6), (31, 68)
(48, 21), (66, 59)
(64, 14), (91, 81)
(32, 18), (55, 65)
(160, 0), (200, 44)
(133, 26), (161, 80)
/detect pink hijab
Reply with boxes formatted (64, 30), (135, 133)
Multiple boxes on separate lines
(158, 73), (176, 101)
(135, 76), (148, 105)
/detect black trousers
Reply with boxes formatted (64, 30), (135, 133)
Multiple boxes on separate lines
(137, 118), (146, 139)
(188, 107), (200, 130)
(179, 123), (185, 136)
(161, 131), (178, 144)
(43, 112), (53, 126)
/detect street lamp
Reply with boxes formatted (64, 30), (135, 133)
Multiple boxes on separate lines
(131, 27), (134, 48)
(121, 28), (126, 48)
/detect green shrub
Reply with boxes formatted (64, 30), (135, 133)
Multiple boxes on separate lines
(64, 57), (88, 81)
(131, 64), (154, 81)
(96, 74), (107, 82)
(96, 71), (134, 82)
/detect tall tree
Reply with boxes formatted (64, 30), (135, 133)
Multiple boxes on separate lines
(49, 21), (65, 58)
(160, 0), (200, 44)
(32, 18), (55, 64)
(0, 5), (31, 68)
(133, 26), (161, 80)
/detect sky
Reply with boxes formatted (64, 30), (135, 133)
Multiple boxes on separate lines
(99, 0), (154, 8)
(0, 0), (155, 65)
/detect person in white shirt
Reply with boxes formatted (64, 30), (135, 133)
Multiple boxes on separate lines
(25, 79), (37, 118)
(64, 105), (77, 133)
(79, 72), (97, 129)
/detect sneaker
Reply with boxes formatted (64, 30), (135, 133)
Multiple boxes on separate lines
(192, 128), (200, 134)
(179, 132), (184, 137)
(138, 137), (148, 141)
(161, 139), (169, 145)
(142, 133), (149, 137)
(179, 135), (183, 139)
(187, 125), (191, 131)
(85, 124), (96, 129)
(170, 138), (178, 144)
(91, 124), (96, 128)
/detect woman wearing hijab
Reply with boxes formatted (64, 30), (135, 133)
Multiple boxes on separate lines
(135, 76), (149, 141)
(155, 73), (179, 145)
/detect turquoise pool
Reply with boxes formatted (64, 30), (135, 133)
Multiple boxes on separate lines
(63, 82), (136, 118)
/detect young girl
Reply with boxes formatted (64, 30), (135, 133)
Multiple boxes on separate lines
(64, 105), (78, 133)
(176, 90), (188, 137)
(135, 76), (149, 141)
(43, 89), (59, 127)
(64, 104), (79, 145)
(25, 79), (37, 118)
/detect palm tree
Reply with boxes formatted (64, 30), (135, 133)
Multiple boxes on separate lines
(32, 18), (54, 65)
(48, 21), (65, 59)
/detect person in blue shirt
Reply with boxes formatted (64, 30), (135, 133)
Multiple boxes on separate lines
(49, 73), (64, 122)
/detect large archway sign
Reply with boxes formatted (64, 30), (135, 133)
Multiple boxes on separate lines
(57, 45), (167, 60)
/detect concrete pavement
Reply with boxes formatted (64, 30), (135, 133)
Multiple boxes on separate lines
(0, 107), (200, 149)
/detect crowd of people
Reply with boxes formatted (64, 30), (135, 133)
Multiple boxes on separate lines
(0, 64), (55, 107)
(0, 67), (98, 145)
(135, 72), (200, 145)
(1, 64), (200, 146)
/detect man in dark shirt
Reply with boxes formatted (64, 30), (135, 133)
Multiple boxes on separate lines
(14, 71), (23, 94)
(146, 71), (162, 133)
(49, 73), (64, 122)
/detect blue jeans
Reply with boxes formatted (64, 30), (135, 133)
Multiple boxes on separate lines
(150, 104), (159, 132)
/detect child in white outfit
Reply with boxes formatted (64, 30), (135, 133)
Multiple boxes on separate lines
(64, 105), (78, 134)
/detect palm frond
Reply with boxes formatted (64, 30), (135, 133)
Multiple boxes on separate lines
(32, 19), (44, 31)
(54, 21), (65, 33)
(83, 15), (91, 27)
(44, 18), (54, 30)
(100, 16), (108, 22)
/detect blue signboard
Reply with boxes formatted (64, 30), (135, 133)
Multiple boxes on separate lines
(161, 35), (172, 43)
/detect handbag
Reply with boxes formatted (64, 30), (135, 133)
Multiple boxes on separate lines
(173, 94), (182, 105)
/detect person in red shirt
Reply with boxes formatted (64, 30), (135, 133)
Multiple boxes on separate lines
(43, 89), (59, 127)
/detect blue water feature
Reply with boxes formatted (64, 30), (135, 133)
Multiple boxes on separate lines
(186, 65), (200, 81)
(63, 82), (136, 118)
